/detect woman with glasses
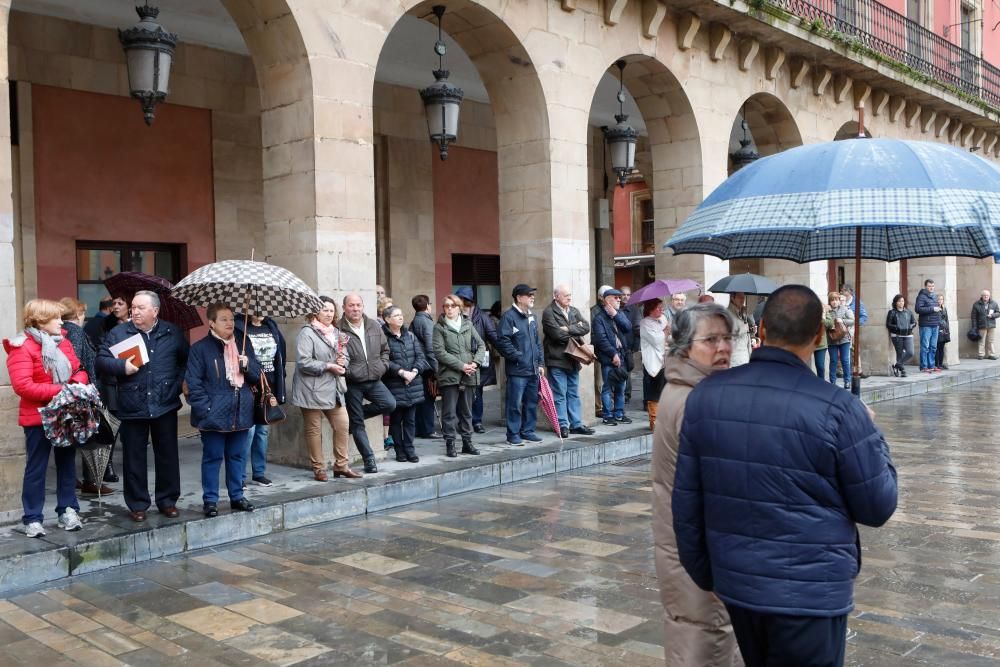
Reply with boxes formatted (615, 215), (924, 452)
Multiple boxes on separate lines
(382, 305), (430, 463)
(651, 302), (739, 665)
(433, 294), (486, 458)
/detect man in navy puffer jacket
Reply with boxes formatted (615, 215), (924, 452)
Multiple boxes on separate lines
(673, 285), (897, 667)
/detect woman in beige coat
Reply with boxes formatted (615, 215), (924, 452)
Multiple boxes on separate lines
(652, 302), (742, 666)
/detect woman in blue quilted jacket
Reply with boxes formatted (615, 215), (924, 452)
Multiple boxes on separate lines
(186, 303), (260, 518)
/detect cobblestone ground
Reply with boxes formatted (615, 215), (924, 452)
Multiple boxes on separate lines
(0, 380), (998, 666)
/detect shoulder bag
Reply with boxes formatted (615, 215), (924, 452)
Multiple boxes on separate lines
(253, 374), (286, 425)
(827, 318), (849, 344)
(566, 337), (596, 365)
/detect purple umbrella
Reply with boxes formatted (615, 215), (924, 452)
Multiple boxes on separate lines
(104, 272), (202, 331)
(628, 279), (701, 305)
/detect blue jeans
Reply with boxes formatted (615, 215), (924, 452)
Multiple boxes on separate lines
(505, 374), (539, 440)
(919, 326), (939, 369)
(471, 385), (485, 426)
(547, 367), (582, 429)
(201, 430), (248, 505)
(600, 364), (626, 420)
(814, 349), (827, 381)
(828, 342), (851, 386)
(243, 424), (268, 481)
(22, 426), (78, 525)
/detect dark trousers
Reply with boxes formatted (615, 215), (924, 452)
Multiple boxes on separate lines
(725, 604), (847, 667)
(22, 426), (78, 525)
(200, 430), (248, 505)
(345, 380), (396, 461)
(440, 384), (473, 441)
(505, 374), (539, 440)
(390, 404), (417, 456)
(120, 411), (180, 512)
(891, 335), (914, 368)
(935, 339), (947, 368)
(471, 385), (485, 426)
(415, 386), (437, 437)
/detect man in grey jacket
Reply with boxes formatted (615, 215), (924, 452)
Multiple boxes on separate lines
(340, 293), (396, 473)
(542, 285), (595, 439)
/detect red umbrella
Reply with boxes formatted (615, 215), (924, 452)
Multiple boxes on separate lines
(537, 373), (563, 441)
(104, 272), (202, 331)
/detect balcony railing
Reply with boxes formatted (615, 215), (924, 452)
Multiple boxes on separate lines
(768, 0), (1000, 110)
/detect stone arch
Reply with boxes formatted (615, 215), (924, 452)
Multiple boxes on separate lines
(731, 92), (804, 167)
(834, 120), (874, 140)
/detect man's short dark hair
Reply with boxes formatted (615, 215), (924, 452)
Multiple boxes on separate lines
(762, 285), (823, 346)
(924, 278), (934, 287)
(412, 294), (430, 312)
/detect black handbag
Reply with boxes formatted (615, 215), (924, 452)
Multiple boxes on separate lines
(252, 375), (286, 425)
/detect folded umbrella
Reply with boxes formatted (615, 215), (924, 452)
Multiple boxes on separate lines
(38, 383), (104, 447)
(537, 373), (562, 441)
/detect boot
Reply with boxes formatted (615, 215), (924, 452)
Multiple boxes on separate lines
(646, 401), (658, 431)
(363, 457), (378, 474)
(461, 438), (479, 455)
(103, 444), (119, 483)
(446, 440), (457, 458)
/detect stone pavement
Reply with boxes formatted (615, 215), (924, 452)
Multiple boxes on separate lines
(0, 377), (998, 664)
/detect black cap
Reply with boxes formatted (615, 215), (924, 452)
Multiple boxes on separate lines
(512, 284), (537, 298)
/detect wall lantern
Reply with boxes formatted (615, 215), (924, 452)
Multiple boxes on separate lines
(118, 2), (178, 126)
(605, 60), (638, 188)
(420, 5), (464, 160)
(730, 102), (760, 171)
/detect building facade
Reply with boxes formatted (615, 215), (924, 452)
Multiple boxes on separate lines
(0, 0), (998, 515)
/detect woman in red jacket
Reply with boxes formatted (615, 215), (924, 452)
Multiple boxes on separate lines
(3, 299), (88, 537)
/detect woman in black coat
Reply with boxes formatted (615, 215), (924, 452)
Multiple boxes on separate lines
(382, 306), (430, 463)
(885, 294), (916, 377)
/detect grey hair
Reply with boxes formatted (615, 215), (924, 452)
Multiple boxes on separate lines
(382, 305), (402, 320)
(133, 290), (160, 309)
(668, 303), (737, 357)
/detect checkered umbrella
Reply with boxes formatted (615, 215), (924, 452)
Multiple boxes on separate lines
(665, 137), (1000, 395)
(171, 260), (323, 318)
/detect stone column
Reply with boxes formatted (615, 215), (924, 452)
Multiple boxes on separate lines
(907, 257), (957, 367)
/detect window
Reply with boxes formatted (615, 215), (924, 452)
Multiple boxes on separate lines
(76, 242), (181, 317)
(452, 253), (501, 310)
(629, 189), (653, 255)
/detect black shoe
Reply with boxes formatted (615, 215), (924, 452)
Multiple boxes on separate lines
(899, 369), (907, 377)
(396, 451), (408, 462)
(231, 498), (255, 512)
(602, 418), (618, 426)
(617, 416), (633, 424)
(570, 426), (595, 435)
(473, 424), (486, 434)
(461, 441), (480, 455)
(252, 475), (273, 487)
(560, 427), (569, 439)
(204, 504), (218, 518)
(446, 440), (457, 458)
(103, 469), (119, 484)
(407, 454), (420, 463)
(363, 458), (378, 474)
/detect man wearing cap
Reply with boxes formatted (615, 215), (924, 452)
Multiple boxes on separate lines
(456, 287), (498, 433)
(495, 284), (545, 445)
(542, 284), (595, 439)
(592, 288), (634, 426)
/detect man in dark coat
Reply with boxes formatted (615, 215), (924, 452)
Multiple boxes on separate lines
(591, 288), (633, 425)
(96, 290), (189, 522)
(914, 278), (941, 372)
(340, 293), (396, 473)
(673, 285), (897, 667)
(971, 289), (999, 359)
(456, 286), (498, 433)
(542, 284), (594, 439)
(410, 294), (439, 438)
(495, 284), (544, 446)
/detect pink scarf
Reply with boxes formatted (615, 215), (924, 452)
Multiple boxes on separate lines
(311, 320), (341, 351)
(211, 330), (244, 388)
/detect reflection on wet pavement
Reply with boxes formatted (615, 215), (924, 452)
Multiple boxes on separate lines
(0, 379), (998, 665)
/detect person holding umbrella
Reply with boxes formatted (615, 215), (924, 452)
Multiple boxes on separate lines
(433, 294), (486, 457)
(4, 299), (89, 537)
(639, 299), (669, 430)
(726, 292), (756, 367)
(186, 304), (259, 517)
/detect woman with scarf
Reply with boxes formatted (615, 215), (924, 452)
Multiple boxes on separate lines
(4, 299), (89, 537)
(726, 292), (756, 366)
(651, 302), (740, 666)
(185, 303), (260, 517)
(433, 293), (486, 458)
(639, 298), (670, 430)
(290, 296), (362, 481)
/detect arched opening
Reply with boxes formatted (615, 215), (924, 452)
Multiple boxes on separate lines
(834, 120), (874, 140)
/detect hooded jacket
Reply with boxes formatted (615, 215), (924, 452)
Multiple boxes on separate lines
(338, 314), (389, 383)
(4, 332), (88, 427)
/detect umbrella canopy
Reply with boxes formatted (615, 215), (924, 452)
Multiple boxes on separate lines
(171, 260), (323, 318)
(537, 373), (562, 441)
(708, 273), (779, 295)
(104, 272), (202, 331)
(629, 278), (701, 304)
(666, 139), (1000, 262)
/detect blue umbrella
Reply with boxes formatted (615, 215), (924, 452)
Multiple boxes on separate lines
(665, 137), (1000, 394)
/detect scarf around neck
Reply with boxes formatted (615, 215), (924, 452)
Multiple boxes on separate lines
(311, 320), (342, 351)
(25, 327), (72, 384)
(446, 315), (462, 331)
(210, 329), (244, 388)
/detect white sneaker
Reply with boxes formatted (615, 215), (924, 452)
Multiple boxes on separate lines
(58, 507), (82, 531)
(24, 521), (45, 538)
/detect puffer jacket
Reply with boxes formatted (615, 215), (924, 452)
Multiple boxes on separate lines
(433, 315), (486, 387)
(885, 307), (917, 336)
(495, 306), (542, 377)
(290, 325), (349, 410)
(410, 311), (438, 374)
(673, 346), (897, 617)
(383, 324), (430, 407)
(914, 288), (940, 327)
(185, 334), (261, 432)
(4, 332), (88, 427)
(63, 321), (96, 380)
(652, 355), (740, 666)
(96, 320), (189, 420)
(338, 314), (389, 383)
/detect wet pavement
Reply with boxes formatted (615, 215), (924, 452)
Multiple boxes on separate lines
(0, 378), (998, 664)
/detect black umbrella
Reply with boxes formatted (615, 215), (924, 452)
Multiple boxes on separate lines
(104, 272), (202, 330)
(708, 273), (779, 295)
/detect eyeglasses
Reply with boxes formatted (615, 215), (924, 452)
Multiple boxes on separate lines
(692, 334), (735, 347)
(442, 303), (459, 309)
